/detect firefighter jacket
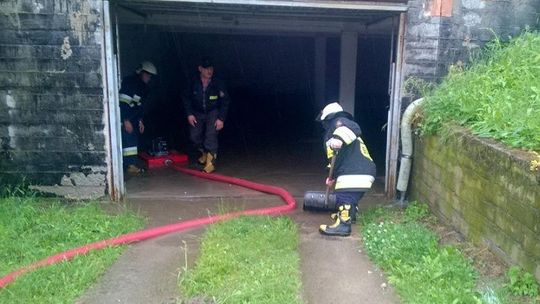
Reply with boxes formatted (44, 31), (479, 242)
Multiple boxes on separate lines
(323, 111), (376, 191)
(119, 74), (149, 125)
(183, 77), (231, 121)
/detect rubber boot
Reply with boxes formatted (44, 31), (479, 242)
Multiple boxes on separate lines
(126, 164), (143, 176)
(331, 205), (358, 224)
(197, 149), (207, 165)
(203, 152), (216, 173)
(319, 204), (352, 236)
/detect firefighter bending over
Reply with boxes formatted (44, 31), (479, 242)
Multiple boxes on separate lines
(119, 61), (157, 176)
(317, 102), (376, 237)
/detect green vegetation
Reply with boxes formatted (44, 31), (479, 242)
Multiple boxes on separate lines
(179, 216), (301, 304)
(0, 178), (33, 198)
(506, 266), (539, 297)
(490, 266), (540, 304)
(361, 202), (481, 303)
(361, 202), (540, 303)
(419, 31), (540, 151)
(0, 196), (145, 303)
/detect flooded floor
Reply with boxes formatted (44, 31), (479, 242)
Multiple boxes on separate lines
(79, 142), (397, 304)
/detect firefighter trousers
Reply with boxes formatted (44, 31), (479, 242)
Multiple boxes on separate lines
(121, 124), (140, 169)
(189, 109), (219, 154)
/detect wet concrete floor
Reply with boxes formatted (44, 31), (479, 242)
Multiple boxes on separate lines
(78, 146), (399, 303)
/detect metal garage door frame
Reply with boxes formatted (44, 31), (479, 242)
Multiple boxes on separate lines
(102, 1), (124, 201)
(102, 0), (407, 201)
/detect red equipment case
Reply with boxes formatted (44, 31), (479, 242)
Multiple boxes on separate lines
(139, 151), (188, 169)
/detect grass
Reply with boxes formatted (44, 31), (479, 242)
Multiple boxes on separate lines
(0, 196), (145, 303)
(361, 202), (540, 304)
(361, 202), (482, 304)
(418, 31), (540, 151)
(179, 216), (301, 304)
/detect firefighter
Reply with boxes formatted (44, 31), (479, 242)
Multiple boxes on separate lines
(119, 61), (157, 176)
(317, 102), (376, 237)
(182, 57), (231, 173)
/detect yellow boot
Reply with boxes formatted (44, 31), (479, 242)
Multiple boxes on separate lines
(126, 164), (143, 176)
(320, 204), (352, 236)
(197, 149), (207, 165)
(203, 153), (216, 173)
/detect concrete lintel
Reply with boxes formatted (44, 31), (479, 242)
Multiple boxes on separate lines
(119, 13), (373, 34)
(127, 0), (409, 12)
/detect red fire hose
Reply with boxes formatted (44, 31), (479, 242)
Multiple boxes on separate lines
(0, 166), (296, 288)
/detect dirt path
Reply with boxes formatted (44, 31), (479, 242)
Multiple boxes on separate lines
(293, 206), (399, 304)
(77, 168), (399, 303)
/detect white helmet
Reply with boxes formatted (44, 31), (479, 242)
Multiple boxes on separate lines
(320, 102), (343, 121)
(136, 61), (157, 75)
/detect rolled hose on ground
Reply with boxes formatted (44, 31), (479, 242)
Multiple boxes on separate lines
(0, 165), (296, 288)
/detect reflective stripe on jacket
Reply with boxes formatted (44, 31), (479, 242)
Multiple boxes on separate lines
(323, 112), (377, 189)
(119, 74), (149, 124)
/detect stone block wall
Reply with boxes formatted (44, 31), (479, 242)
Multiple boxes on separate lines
(405, 0), (540, 84)
(409, 129), (540, 281)
(0, 0), (107, 199)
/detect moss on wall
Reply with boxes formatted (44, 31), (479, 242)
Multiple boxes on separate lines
(409, 128), (540, 281)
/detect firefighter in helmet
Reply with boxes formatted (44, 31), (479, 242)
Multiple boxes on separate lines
(119, 61), (157, 176)
(317, 102), (376, 236)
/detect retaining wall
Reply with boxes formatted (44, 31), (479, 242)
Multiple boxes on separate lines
(409, 128), (540, 281)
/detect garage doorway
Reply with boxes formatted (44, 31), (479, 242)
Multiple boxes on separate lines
(102, 0), (407, 200)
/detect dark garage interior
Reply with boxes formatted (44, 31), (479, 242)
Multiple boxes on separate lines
(113, 1), (401, 178)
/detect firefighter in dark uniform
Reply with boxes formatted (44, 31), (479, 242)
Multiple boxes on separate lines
(119, 61), (157, 176)
(182, 57), (231, 173)
(317, 102), (376, 237)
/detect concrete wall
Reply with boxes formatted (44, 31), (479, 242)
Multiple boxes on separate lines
(409, 129), (540, 281)
(404, 0), (540, 84)
(0, 0), (107, 199)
